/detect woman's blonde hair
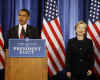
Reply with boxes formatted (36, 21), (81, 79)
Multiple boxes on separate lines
(75, 20), (87, 31)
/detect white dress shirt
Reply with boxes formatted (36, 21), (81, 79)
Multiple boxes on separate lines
(18, 24), (27, 38)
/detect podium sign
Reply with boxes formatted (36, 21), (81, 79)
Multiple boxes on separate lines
(8, 39), (46, 57)
(5, 39), (48, 80)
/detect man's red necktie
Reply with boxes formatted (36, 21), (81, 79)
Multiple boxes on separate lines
(20, 27), (25, 39)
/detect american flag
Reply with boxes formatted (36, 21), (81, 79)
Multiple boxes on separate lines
(41, 0), (66, 77)
(88, 0), (100, 75)
(0, 26), (5, 70)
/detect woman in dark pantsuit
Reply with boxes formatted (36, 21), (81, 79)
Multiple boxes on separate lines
(66, 21), (94, 80)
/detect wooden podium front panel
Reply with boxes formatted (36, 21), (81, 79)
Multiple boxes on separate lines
(5, 50), (48, 80)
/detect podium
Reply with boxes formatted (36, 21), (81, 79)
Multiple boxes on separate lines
(5, 39), (48, 80)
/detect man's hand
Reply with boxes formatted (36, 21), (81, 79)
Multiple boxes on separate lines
(66, 72), (71, 78)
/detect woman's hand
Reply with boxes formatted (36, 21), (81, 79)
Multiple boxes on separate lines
(87, 69), (92, 76)
(66, 72), (71, 78)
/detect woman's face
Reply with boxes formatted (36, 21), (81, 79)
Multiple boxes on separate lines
(76, 23), (87, 36)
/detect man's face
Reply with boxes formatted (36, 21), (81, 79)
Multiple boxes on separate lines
(18, 11), (30, 25)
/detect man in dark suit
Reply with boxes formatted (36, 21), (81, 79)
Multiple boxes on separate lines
(5, 9), (40, 48)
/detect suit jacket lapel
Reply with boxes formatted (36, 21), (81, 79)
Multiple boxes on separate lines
(26, 25), (30, 33)
(26, 25), (31, 38)
(15, 25), (19, 38)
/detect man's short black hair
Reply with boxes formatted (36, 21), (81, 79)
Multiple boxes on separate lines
(19, 9), (30, 16)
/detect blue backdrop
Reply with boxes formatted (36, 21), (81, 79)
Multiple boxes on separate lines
(59, 0), (88, 48)
(0, 0), (89, 80)
(0, 0), (44, 39)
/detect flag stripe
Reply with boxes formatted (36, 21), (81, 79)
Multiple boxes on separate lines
(88, 28), (100, 75)
(97, 20), (100, 30)
(0, 28), (4, 49)
(41, 0), (65, 76)
(93, 23), (100, 37)
(54, 18), (63, 36)
(94, 44), (100, 60)
(88, 20), (100, 75)
(47, 49), (59, 72)
(0, 48), (5, 59)
(48, 58), (57, 75)
(42, 32), (58, 76)
(0, 27), (4, 45)
(88, 0), (100, 75)
(88, 27), (100, 49)
(94, 53), (100, 67)
(0, 54), (5, 67)
(88, 20), (100, 45)
(43, 19), (65, 63)
(87, 29), (100, 75)
(50, 19), (65, 55)
(48, 21), (65, 57)
(48, 66), (53, 77)
(87, 30), (100, 75)
(88, 27), (100, 66)
(51, 18), (64, 46)
(42, 24), (65, 68)
(0, 63), (3, 69)
(0, 39), (4, 49)
(88, 27), (100, 52)
(0, 26), (5, 69)
(95, 61), (100, 74)
(41, 31), (63, 71)
(94, 65), (99, 76)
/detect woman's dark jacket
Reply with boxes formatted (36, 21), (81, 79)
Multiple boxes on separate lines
(66, 37), (94, 75)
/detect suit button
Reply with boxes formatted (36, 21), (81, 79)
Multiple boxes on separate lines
(80, 48), (82, 50)
(80, 59), (83, 62)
